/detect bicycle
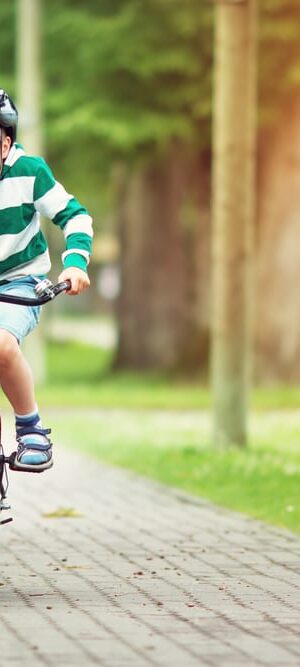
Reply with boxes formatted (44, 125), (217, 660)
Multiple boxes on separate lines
(0, 278), (71, 525)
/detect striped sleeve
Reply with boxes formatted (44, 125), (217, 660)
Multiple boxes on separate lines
(33, 159), (93, 272)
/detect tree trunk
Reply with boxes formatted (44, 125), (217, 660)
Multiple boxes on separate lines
(17, 0), (46, 384)
(256, 95), (300, 381)
(211, 0), (257, 447)
(115, 145), (211, 373)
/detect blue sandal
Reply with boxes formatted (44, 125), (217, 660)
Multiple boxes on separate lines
(13, 426), (53, 472)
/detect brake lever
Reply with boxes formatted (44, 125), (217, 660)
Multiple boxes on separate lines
(34, 279), (71, 299)
(34, 278), (56, 299)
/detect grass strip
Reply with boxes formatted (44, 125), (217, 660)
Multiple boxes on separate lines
(51, 409), (300, 535)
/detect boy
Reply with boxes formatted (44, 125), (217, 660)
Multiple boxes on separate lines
(0, 89), (93, 472)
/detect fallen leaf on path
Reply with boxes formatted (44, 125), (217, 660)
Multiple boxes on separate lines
(42, 507), (84, 519)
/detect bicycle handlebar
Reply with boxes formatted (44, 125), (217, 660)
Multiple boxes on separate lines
(0, 279), (71, 306)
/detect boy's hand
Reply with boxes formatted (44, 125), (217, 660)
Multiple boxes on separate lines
(58, 267), (90, 295)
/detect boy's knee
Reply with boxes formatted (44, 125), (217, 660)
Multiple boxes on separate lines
(0, 330), (19, 370)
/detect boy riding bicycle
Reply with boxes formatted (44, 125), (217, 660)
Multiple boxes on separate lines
(0, 89), (93, 472)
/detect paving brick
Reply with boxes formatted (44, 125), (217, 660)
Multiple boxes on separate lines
(0, 436), (300, 665)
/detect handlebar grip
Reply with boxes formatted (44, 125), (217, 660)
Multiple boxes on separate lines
(53, 279), (72, 296)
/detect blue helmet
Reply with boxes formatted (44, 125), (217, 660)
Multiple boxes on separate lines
(0, 90), (18, 142)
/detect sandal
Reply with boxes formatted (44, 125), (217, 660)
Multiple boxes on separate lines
(13, 426), (53, 472)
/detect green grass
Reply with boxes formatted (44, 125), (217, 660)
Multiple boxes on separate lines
(47, 340), (114, 384)
(37, 340), (212, 409)
(50, 408), (300, 535)
(35, 339), (300, 411)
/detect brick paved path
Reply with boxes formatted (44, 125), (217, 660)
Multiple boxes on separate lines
(1, 443), (300, 666)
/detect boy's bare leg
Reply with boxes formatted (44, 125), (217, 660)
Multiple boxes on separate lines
(0, 329), (52, 470)
(0, 329), (37, 414)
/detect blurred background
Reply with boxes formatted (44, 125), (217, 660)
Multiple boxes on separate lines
(2, 0), (300, 529)
(2, 0), (300, 383)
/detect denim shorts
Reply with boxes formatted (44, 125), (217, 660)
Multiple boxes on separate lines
(0, 276), (41, 344)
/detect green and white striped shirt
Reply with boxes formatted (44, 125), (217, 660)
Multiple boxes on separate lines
(0, 143), (93, 281)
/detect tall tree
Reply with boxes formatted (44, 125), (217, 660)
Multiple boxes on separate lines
(0, 0), (214, 372)
(211, 0), (258, 447)
(115, 145), (211, 371)
(43, 0), (213, 370)
(17, 0), (45, 384)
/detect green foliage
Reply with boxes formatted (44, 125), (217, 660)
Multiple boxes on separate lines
(2, 2), (300, 149)
(44, 0), (213, 160)
(1, 2), (300, 204)
(0, 2), (16, 93)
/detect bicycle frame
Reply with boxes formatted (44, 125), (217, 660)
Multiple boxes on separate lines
(0, 279), (71, 524)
